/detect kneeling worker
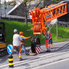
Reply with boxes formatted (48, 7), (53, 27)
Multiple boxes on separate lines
(19, 31), (31, 55)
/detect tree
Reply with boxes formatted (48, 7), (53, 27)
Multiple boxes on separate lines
(17, 0), (33, 26)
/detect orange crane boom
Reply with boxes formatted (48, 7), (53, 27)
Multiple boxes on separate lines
(30, 2), (67, 35)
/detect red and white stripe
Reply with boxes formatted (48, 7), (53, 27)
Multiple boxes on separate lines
(35, 46), (41, 54)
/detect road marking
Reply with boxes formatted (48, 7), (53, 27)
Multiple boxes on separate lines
(33, 58), (69, 69)
(0, 41), (69, 69)
(0, 52), (69, 69)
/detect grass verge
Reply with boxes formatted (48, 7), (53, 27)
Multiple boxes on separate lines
(1, 20), (69, 46)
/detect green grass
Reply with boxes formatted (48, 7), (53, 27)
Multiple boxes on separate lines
(52, 0), (64, 2)
(51, 25), (69, 42)
(1, 20), (33, 46)
(0, 20), (69, 46)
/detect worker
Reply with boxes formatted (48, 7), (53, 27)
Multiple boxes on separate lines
(19, 31), (31, 55)
(48, 31), (53, 49)
(44, 31), (51, 52)
(13, 29), (23, 61)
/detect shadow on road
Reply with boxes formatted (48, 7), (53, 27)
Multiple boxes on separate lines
(52, 43), (69, 52)
(40, 43), (69, 54)
(0, 55), (8, 63)
(1, 43), (69, 63)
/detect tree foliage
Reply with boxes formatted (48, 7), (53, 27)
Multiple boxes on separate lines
(18, 0), (33, 26)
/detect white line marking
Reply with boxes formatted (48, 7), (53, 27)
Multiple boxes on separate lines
(33, 58), (69, 69)
(0, 52), (68, 68)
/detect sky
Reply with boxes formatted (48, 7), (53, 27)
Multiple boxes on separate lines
(1, 0), (13, 3)
(6, 0), (13, 2)
(1, 0), (13, 4)
(1, 0), (23, 2)
(1, 0), (23, 4)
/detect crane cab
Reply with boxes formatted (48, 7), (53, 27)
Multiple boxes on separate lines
(0, 22), (6, 49)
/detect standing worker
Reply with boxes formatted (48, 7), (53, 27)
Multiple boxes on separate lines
(13, 29), (23, 61)
(44, 31), (51, 52)
(48, 31), (53, 49)
(19, 31), (31, 55)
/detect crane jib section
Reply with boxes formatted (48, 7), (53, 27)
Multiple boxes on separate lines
(30, 2), (67, 35)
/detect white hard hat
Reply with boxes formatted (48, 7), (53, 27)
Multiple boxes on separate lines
(14, 29), (18, 33)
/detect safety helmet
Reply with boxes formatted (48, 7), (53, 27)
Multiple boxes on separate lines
(19, 31), (23, 35)
(14, 29), (18, 33)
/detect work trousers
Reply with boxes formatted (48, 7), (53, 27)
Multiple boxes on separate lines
(21, 45), (28, 55)
(45, 39), (50, 51)
(14, 46), (22, 58)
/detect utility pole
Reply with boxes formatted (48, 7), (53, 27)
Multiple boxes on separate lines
(56, 21), (58, 37)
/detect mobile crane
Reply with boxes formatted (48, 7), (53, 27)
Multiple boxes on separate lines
(30, 1), (68, 53)
(30, 1), (67, 35)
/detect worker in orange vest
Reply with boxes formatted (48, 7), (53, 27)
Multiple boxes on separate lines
(48, 31), (53, 49)
(19, 31), (31, 55)
(43, 31), (51, 52)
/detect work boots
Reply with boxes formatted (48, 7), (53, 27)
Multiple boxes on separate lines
(50, 45), (53, 49)
(46, 47), (51, 52)
(19, 57), (23, 61)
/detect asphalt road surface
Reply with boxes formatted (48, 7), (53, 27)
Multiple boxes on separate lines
(0, 41), (69, 69)
(39, 58), (69, 69)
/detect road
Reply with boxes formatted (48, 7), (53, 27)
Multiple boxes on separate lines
(0, 41), (69, 69)
(39, 58), (69, 69)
